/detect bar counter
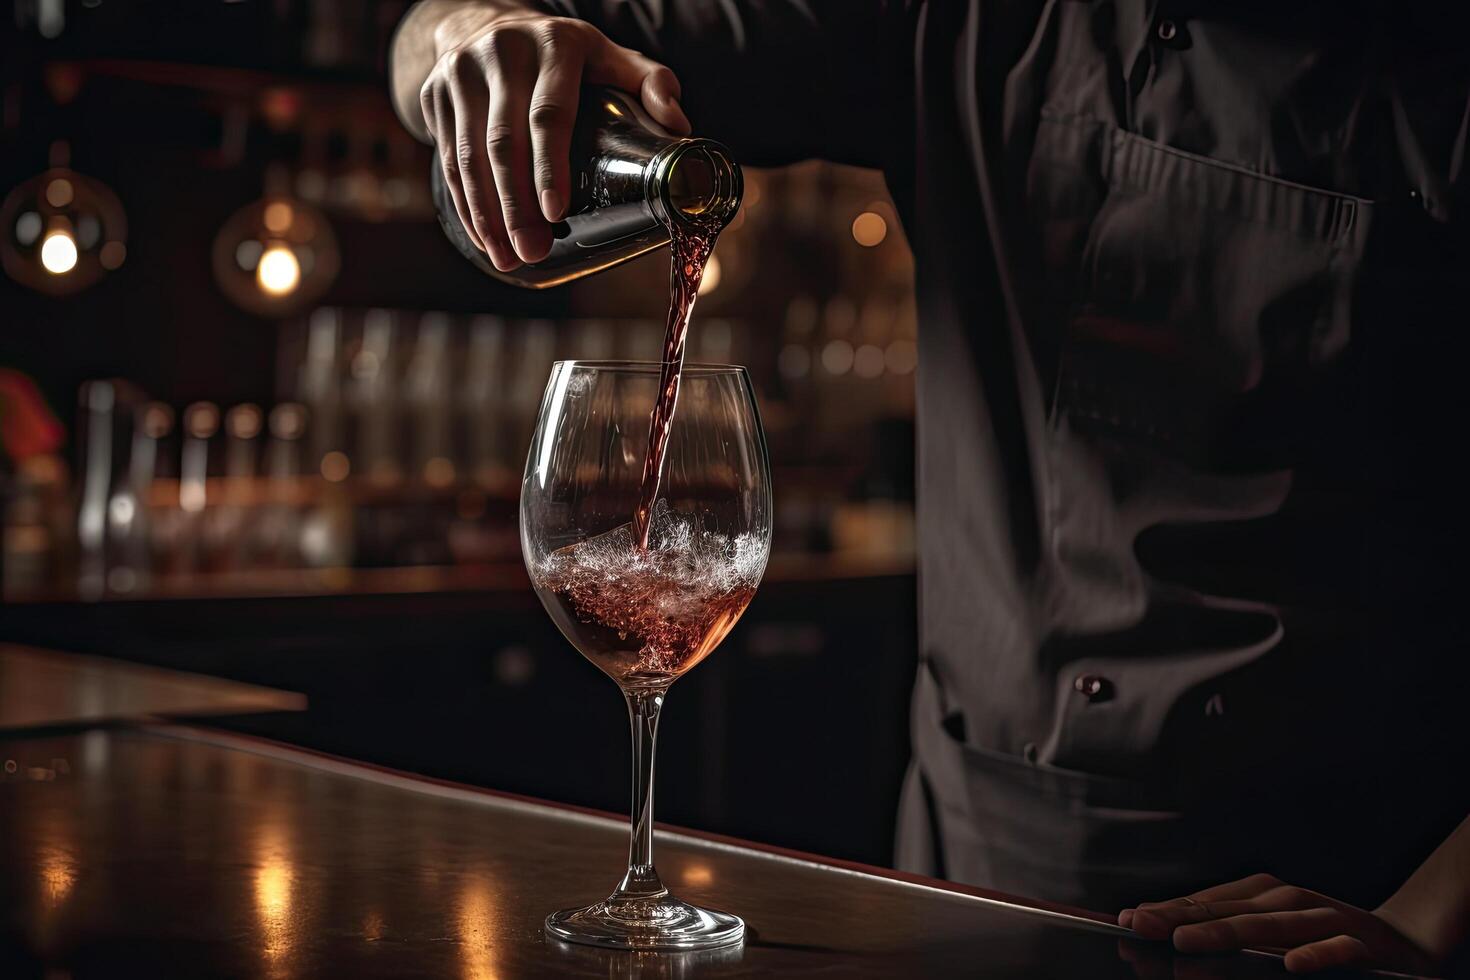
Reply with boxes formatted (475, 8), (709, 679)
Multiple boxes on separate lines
(0, 721), (1368, 978)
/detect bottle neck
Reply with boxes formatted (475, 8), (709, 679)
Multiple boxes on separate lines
(648, 139), (743, 233)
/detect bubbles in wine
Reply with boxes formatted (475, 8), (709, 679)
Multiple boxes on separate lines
(531, 503), (764, 680)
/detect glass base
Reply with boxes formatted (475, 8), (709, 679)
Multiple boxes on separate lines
(545, 894), (745, 951)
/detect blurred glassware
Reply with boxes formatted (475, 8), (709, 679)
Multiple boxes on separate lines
(75, 379), (145, 596)
(462, 315), (508, 488)
(298, 307), (345, 476)
(405, 312), (454, 487)
(352, 308), (402, 485)
(258, 402), (307, 568)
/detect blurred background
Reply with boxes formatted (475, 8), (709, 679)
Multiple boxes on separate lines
(0, 1), (917, 866)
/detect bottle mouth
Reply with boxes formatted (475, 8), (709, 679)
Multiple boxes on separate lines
(652, 140), (742, 229)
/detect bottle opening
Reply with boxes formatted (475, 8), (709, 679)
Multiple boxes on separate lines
(658, 142), (741, 228)
(668, 149), (718, 217)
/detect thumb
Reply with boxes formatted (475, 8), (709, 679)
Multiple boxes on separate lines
(585, 41), (692, 135)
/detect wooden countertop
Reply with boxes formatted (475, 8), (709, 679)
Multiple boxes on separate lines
(0, 644), (304, 732)
(0, 723), (1347, 978)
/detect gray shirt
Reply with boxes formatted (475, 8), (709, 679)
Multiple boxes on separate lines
(547, 0), (1470, 909)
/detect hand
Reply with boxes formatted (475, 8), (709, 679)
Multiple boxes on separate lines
(1119, 874), (1438, 975)
(417, 4), (690, 271)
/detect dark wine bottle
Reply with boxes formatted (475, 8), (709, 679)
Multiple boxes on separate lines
(430, 86), (742, 288)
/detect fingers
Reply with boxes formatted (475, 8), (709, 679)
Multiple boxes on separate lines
(422, 83), (482, 255)
(1187, 873), (1287, 904)
(421, 15), (689, 268)
(527, 23), (584, 222)
(1173, 907), (1346, 954)
(1121, 874), (1291, 934)
(482, 30), (551, 264)
(1284, 935), (1370, 974)
(1130, 887), (1320, 940)
(449, 68), (519, 271)
(584, 39), (691, 135)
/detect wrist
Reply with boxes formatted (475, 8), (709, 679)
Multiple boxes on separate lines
(1376, 896), (1446, 965)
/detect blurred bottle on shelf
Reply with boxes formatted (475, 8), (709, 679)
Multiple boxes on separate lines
(462, 315), (508, 488)
(298, 306), (344, 476)
(352, 308), (401, 485)
(258, 401), (307, 568)
(405, 312), (454, 487)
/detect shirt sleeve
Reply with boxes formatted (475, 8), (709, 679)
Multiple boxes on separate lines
(539, 0), (909, 169)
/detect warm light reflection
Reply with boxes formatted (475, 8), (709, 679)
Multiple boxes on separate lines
(457, 875), (499, 980)
(698, 254), (722, 296)
(320, 450), (351, 483)
(39, 847), (77, 907)
(254, 825), (296, 964)
(424, 455), (456, 488)
(851, 211), (888, 247)
(681, 863), (714, 887)
(263, 201), (294, 234)
(822, 339), (855, 375)
(40, 230), (78, 274)
(257, 245), (301, 295)
(363, 909), (384, 942)
(854, 343), (886, 378)
(46, 178), (74, 208)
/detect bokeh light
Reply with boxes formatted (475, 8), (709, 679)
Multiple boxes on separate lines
(256, 245), (300, 295)
(40, 230), (78, 274)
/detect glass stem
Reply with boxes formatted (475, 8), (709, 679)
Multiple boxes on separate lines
(613, 687), (669, 903)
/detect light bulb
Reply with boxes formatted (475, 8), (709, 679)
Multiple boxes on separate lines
(256, 245), (300, 295)
(40, 230), (78, 274)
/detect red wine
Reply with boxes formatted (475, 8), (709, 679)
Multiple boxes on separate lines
(531, 513), (762, 688)
(631, 218), (721, 549)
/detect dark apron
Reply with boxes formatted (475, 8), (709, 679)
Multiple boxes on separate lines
(897, 0), (1383, 910)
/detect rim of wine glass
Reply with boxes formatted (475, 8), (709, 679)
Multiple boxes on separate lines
(552, 359), (748, 376)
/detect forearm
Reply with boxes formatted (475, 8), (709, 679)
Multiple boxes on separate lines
(390, 1), (526, 142)
(1378, 813), (1470, 963)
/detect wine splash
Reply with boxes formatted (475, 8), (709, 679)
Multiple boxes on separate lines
(532, 506), (763, 688)
(631, 217), (721, 549)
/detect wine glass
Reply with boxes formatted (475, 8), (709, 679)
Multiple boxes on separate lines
(521, 360), (772, 950)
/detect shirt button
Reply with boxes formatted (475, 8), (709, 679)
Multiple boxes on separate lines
(1073, 674), (1115, 703)
(1156, 20), (1178, 41)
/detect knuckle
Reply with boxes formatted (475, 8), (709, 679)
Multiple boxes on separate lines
(480, 25), (525, 62)
(535, 18), (572, 48)
(455, 140), (478, 169)
(1281, 886), (1313, 906)
(528, 100), (568, 132)
(445, 45), (478, 78)
(485, 124), (517, 158)
(1249, 873), (1280, 889)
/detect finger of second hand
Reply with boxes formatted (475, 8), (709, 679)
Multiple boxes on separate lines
(1174, 908), (1341, 955)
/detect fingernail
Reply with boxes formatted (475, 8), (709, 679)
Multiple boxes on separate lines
(1118, 909), (1134, 928)
(540, 189), (564, 222)
(511, 229), (548, 264)
(489, 247), (522, 273)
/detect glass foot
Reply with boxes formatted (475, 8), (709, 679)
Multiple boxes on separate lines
(545, 894), (745, 951)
